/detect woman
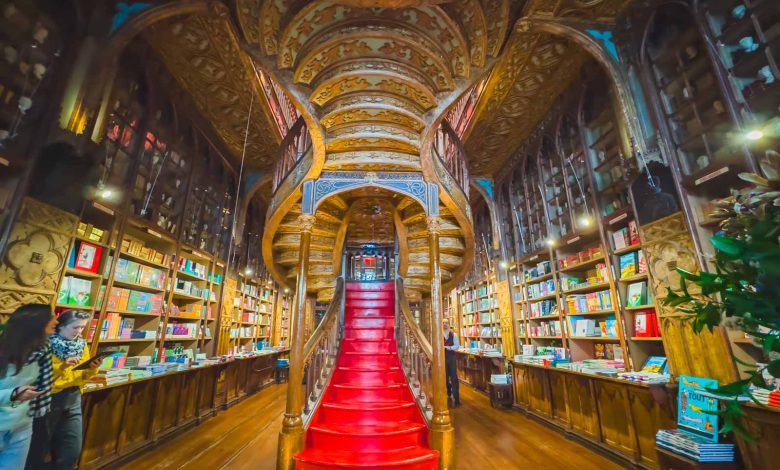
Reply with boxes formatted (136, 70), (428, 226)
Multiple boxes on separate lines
(27, 310), (100, 470)
(0, 304), (56, 469)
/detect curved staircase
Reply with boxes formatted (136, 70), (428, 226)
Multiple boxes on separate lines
(294, 281), (438, 470)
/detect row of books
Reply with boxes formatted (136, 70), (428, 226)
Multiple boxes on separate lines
(57, 276), (93, 307)
(174, 279), (208, 299)
(529, 320), (562, 337)
(528, 299), (557, 318)
(556, 246), (603, 270)
(626, 281), (651, 307)
(634, 310), (661, 337)
(570, 317), (618, 338)
(593, 343), (624, 361)
(612, 220), (640, 250)
(175, 303), (212, 319)
(566, 289), (613, 313)
(560, 263), (609, 290)
(523, 260), (552, 280)
(462, 326), (501, 337)
(99, 313), (153, 340)
(103, 287), (165, 313)
(164, 321), (198, 339)
(460, 285), (492, 302)
(121, 236), (170, 266)
(77, 223), (106, 245)
(619, 250), (648, 278)
(656, 429), (734, 462)
(114, 258), (167, 289)
(527, 279), (555, 299)
(177, 256), (208, 279)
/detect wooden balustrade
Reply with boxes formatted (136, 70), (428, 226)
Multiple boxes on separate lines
(301, 277), (345, 419)
(433, 120), (470, 199)
(272, 117), (312, 194)
(396, 277), (435, 420)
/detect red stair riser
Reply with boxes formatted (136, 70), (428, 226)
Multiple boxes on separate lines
(307, 426), (427, 452)
(296, 459), (437, 470)
(316, 403), (419, 425)
(333, 368), (404, 385)
(341, 341), (396, 354)
(344, 329), (393, 340)
(346, 299), (394, 309)
(330, 384), (408, 402)
(346, 290), (395, 300)
(345, 282), (394, 292)
(345, 317), (395, 329)
(345, 308), (394, 318)
(338, 355), (398, 369)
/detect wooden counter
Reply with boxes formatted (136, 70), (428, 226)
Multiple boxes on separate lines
(78, 351), (286, 470)
(455, 350), (505, 392)
(511, 361), (677, 470)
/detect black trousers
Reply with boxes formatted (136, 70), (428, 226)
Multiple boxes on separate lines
(26, 387), (83, 470)
(445, 353), (460, 404)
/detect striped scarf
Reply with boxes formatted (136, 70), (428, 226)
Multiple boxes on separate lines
(27, 343), (52, 417)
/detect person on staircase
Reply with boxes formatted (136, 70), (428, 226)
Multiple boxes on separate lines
(443, 319), (460, 407)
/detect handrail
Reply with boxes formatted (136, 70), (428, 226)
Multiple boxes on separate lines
(272, 116), (312, 194)
(433, 119), (470, 199)
(300, 277), (345, 423)
(395, 277), (434, 422)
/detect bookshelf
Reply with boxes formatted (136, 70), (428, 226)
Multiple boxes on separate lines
(458, 276), (502, 354)
(519, 249), (563, 348)
(274, 289), (292, 348)
(230, 276), (276, 353)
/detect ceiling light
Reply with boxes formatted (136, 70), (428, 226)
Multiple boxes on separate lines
(499, 260), (509, 270)
(579, 215), (593, 228)
(746, 130), (764, 141)
(100, 189), (113, 199)
(244, 267), (253, 276)
(546, 239), (556, 247)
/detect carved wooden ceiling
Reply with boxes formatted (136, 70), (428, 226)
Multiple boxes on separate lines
(236, 0), (511, 171)
(144, 11), (282, 171)
(346, 197), (397, 245)
(462, 0), (631, 176)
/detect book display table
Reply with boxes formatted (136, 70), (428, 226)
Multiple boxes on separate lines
(78, 351), (285, 470)
(511, 360), (677, 469)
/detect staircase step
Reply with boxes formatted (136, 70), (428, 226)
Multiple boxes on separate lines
(344, 328), (394, 340)
(346, 290), (394, 300)
(308, 421), (427, 452)
(295, 446), (438, 469)
(338, 352), (399, 368)
(345, 317), (395, 329)
(347, 299), (394, 309)
(318, 400), (419, 425)
(341, 339), (396, 353)
(346, 282), (394, 292)
(345, 308), (394, 318)
(331, 383), (408, 402)
(333, 367), (404, 386)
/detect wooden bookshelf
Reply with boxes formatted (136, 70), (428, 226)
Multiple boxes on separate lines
(458, 275), (503, 354)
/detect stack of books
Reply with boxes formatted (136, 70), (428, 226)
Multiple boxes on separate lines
(750, 386), (780, 407)
(656, 429), (735, 462)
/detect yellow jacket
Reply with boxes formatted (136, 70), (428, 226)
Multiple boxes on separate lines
(52, 346), (99, 394)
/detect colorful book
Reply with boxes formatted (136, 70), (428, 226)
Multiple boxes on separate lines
(628, 220), (641, 245)
(619, 252), (638, 279)
(626, 281), (647, 307)
(642, 356), (667, 373)
(638, 250), (648, 274)
(67, 277), (92, 306)
(612, 228), (629, 250)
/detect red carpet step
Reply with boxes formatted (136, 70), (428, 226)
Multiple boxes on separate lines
(294, 281), (438, 469)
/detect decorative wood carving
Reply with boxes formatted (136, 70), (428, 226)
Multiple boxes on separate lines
(0, 198), (78, 315)
(496, 279), (516, 358)
(639, 212), (737, 383)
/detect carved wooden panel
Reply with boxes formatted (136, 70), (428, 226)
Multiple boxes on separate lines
(0, 198), (78, 315)
(512, 364), (530, 408)
(496, 279), (515, 358)
(153, 374), (183, 436)
(740, 406), (780, 470)
(564, 373), (600, 441)
(178, 369), (200, 425)
(595, 380), (637, 458)
(639, 212), (737, 383)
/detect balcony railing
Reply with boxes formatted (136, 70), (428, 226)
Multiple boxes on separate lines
(257, 69), (299, 136)
(272, 116), (311, 194)
(433, 119), (469, 199)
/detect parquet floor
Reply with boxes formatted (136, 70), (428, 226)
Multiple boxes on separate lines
(117, 383), (623, 470)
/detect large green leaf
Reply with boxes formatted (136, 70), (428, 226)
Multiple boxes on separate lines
(711, 236), (747, 256)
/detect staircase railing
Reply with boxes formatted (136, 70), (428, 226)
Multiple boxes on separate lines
(432, 119), (469, 199)
(301, 277), (345, 424)
(395, 277), (434, 422)
(272, 116), (311, 194)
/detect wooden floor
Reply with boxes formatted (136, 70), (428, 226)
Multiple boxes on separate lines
(117, 383), (622, 470)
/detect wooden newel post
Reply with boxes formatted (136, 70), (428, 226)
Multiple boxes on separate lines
(427, 216), (455, 469)
(277, 214), (315, 470)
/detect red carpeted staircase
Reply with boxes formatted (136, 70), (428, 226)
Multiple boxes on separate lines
(294, 281), (438, 470)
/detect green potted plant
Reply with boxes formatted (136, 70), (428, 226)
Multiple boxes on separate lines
(664, 150), (780, 435)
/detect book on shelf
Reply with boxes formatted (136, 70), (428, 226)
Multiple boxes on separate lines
(72, 240), (103, 273)
(641, 356), (668, 374)
(628, 220), (640, 245)
(58, 276), (92, 307)
(619, 252), (638, 278)
(626, 281), (648, 307)
(612, 227), (629, 250)
(637, 250), (647, 274)
(634, 310), (660, 337)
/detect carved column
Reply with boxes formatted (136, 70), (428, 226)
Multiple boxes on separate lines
(277, 214), (315, 470)
(427, 216), (455, 470)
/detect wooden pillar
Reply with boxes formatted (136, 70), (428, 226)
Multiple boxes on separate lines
(427, 216), (454, 470)
(276, 214), (315, 470)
